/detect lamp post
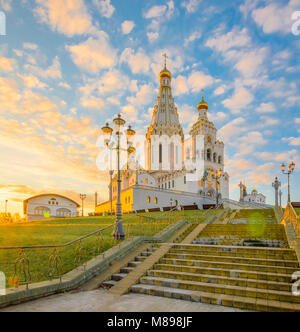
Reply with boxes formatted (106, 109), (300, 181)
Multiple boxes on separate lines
(272, 177), (281, 208)
(281, 162), (296, 203)
(102, 114), (136, 240)
(80, 194), (87, 217)
(211, 170), (223, 208)
(279, 190), (282, 208)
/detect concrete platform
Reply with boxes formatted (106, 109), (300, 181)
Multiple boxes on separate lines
(0, 289), (246, 312)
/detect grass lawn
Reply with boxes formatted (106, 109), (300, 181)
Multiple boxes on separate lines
(0, 212), (183, 287)
(295, 208), (300, 215)
(0, 209), (228, 287)
(233, 209), (276, 221)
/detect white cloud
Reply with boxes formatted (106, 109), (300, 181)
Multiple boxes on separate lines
(282, 137), (300, 146)
(67, 33), (116, 73)
(34, 0), (92, 37)
(260, 116), (280, 127)
(178, 104), (198, 125)
(147, 32), (159, 42)
(184, 30), (202, 46)
(256, 102), (276, 114)
(81, 96), (105, 109)
(181, 0), (201, 13)
(93, 0), (115, 18)
(206, 27), (251, 53)
(222, 88), (254, 113)
(0, 0), (13, 11)
(144, 5), (167, 19)
(219, 117), (246, 142)
(127, 84), (154, 106)
(120, 48), (151, 74)
(214, 85), (227, 96)
(172, 71), (215, 96)
(252, 0), (299, 35)
(23, 43), (39, 50)
(0, 57), (16, 72)
(121, 20), (135, 35)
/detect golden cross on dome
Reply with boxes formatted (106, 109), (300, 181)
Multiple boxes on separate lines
(202, 89), (205, 101)
(162, 53), (168, 68)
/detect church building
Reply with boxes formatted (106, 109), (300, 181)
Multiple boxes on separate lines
(95, 58), (230, 215)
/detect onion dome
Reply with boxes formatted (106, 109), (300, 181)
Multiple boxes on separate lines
(197, 90), (209, 111)
(159, 53), (172, 80)
(159, 66), (172, 80)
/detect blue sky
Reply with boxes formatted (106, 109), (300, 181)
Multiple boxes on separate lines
(0, 0), (299, 214)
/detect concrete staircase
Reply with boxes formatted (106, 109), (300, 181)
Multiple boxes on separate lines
(131, 224), (300, 312)
(102, 246), (158, 288)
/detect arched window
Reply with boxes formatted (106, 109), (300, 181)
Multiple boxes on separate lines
(213, 153), (217, 163)
(159, 144), (162, 164)
(207, 149), (212, 161)
(56, 208), (71, 218)
(218, 156), (222, 164)
(147, 197), (151, 204)
(34, 207), (50, 216)
(154, 198), (158, 205)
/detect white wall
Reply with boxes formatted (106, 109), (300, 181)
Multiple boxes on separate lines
(27, 195), (78, 220)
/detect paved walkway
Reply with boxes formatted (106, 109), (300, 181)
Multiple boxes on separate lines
(0, 289), (246, 312)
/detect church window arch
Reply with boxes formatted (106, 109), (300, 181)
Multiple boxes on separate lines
(207, 149), (212, 161)
(218, 156), (222, 164)
(56, 208), (71, 218)
(213, 153), (217, 163)
(159, 144), (162, 164)
(34, 207), (50, 216)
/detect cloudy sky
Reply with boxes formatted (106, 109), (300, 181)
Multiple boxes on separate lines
(0, 0), (299, 215)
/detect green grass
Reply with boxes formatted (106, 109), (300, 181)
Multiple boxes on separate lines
(295, 208), (300, 215)
(0, 214), (177, 287)
(233, 209), (276, 221)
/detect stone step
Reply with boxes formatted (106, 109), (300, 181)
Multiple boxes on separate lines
(128, 261), (142, 268)
(160, 258), (298, 275)
(111, 273), (128, 281)
(140, 251), (154, 257)
(131, 284), (300, 312)
(102, 280), (117, 288)
(120, 267), (135, 274)
(170, 245), (297, 260)
(165, 252), (299, 268)
(147, 270), (292, 292)
(139, 276), (300, 304)
(154, 263), (293, 283)
(135, 256), (148, 262)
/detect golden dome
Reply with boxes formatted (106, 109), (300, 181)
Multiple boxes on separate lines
(159, 67), (172, 80)
(197, 90), (209, 110)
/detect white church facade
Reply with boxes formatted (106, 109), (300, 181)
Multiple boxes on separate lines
(96, 60), (230, 214)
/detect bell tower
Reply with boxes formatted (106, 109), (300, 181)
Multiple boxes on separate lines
(146, 54), (184, 172)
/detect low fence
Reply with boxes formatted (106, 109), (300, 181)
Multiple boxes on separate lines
(0, 209), (184, 289)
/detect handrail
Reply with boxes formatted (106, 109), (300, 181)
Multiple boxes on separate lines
(0, 208), (181, 250)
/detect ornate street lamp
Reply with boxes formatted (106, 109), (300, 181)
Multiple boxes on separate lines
(281, 162), (296, 203)
(101, 115), (136, 240)
(210, 170), (223, 208)
(272, 177), (281, 208)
